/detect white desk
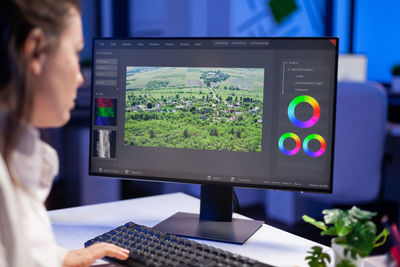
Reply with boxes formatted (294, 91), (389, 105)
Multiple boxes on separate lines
(49, 192), (330, 267)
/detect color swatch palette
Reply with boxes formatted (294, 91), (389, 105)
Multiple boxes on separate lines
(95, 98), (117, 126)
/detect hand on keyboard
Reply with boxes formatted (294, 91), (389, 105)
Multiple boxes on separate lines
(63, 242), (129, 267)
(85, 222), (272, 267)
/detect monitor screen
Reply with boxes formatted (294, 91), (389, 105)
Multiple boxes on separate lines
(90, 38), (337, 194)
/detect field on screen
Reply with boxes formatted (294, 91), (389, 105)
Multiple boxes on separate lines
(124, 67), (264, 152)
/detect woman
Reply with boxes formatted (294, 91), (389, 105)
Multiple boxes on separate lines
(0, 0), (129, 266)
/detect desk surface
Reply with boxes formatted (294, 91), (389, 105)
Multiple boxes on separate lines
(49, 192), (330, 267)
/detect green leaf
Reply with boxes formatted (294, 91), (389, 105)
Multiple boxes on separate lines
(309, 262), (323, 267)
(350, 249), (358, 260)
(343, 247), (350, 257)
(321, 226), (338, 236)
(305, 245), (330, 267)
(333, 236), (347, 245)
(302, 215), (327, 231)
(335, 216), (354, 237)
(311, 246), (322, 254)
(322, 209), (343, 224)
(348, 206), (377, 221)
(360, 221), (377, 242)
(336, 259), (357, 267)
(322, 253), (331, 263)
(347, 221), (376, 257)
(374, 228), (389, 247)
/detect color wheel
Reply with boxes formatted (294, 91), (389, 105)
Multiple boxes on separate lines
(288, 95), (320, 128)
(279, 133), (301, 155)
(303, 134), (326, 157)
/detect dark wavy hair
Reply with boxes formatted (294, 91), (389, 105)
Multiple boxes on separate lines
(0, 0), (81, 184)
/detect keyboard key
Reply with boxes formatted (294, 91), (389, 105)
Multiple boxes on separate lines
(84, 222), (272, 267)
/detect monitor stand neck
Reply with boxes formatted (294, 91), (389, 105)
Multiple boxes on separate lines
(154, 184), (263, 244)
(200, 184), (233, 221)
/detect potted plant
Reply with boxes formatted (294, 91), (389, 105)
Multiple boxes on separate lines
(303, 206), (389, 267)
(392, 64), (400, 92)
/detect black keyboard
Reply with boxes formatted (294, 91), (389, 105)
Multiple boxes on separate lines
(85, 222), (272, 267)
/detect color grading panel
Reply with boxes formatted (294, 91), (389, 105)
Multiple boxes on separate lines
(276, 58), (334, 189)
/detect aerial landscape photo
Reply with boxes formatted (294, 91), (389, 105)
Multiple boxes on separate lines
(124, 67), (264, 152)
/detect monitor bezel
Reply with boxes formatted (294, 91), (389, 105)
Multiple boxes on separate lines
(89, 37), (338, 194)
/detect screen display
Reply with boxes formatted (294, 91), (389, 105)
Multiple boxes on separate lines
(90, 38), (338, 193)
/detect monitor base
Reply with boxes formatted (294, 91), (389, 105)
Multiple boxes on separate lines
(154, 212), (263, 244)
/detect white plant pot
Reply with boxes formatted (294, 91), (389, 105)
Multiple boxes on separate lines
(331, 240), (363, 267)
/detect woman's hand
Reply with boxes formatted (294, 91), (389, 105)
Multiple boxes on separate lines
(62, 242), (130, 267)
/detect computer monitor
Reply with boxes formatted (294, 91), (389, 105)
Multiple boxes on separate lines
(89, 37), (338, 244)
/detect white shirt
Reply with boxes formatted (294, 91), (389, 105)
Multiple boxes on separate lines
(0, 120), (68, 266)
(0, 154), (31, 267)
